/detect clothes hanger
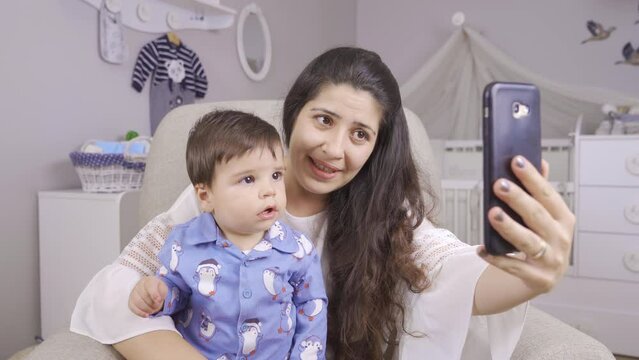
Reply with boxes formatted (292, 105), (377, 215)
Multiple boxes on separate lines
(167, 31), (181, 46)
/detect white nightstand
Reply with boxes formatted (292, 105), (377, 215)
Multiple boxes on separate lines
(534, 119), (639, 356)
(38, 189), (141, 339)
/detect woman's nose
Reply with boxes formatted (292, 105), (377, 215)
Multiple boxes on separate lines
(320, 130), (346, 159)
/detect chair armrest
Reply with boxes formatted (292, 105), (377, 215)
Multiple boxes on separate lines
(512, 307), (614, 360)
(22, 309), (614, 360)
(24, 331), (122, 360)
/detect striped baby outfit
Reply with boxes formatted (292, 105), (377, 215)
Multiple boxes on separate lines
(131, 34), (207, 98)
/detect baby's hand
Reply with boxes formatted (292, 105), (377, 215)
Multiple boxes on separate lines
(128, 275), (168, 317)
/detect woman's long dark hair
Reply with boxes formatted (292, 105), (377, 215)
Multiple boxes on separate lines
(283, 47), (438, 359)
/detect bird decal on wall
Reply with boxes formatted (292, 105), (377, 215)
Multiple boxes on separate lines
(615, 42), (639, 65)
(581, 20), (616, 44)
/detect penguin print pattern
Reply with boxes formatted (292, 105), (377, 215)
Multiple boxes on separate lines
(269, 221), (286, 242)
(167, 286), (179, 310)
(298, 235), (313, 255)
(177, 307), (193, 328)
(292, 234), (314, 260)
(240, 318), (263, 356)
(253, 240), (273, 252)
(292, 240), (306, 260)
(199, 310), (216, 341)
(298, 299), (324, 322)
(299, 336), (324, 360)
(263, 267), (286, 300)
(278, 302), (294, 334)
(154, 213), (327, 359)
(195, 258), (222, 297)
(169, 242), (182, 272)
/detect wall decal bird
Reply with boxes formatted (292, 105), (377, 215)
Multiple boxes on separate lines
(615, 42), (639, 66)
(581, 20), (616, 44)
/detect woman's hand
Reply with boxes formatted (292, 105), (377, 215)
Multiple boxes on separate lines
(128, 275), (168, 317)
(478, 155), (575, 295)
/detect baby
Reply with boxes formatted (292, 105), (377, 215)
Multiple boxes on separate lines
(128, 110), (327, 360)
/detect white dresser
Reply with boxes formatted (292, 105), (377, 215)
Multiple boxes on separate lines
(38, 190), (140, 339)
(533, 127), (639, 356)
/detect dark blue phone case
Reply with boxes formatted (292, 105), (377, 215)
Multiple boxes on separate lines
(483, 82), (542, 255)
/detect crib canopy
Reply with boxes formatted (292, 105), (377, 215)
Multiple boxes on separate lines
(401, 26), (639, 139)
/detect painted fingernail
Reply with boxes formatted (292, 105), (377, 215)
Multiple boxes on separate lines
(515, 156), (525, 168)
(499, 179), (510, 192)
(494, 210), (504, 222)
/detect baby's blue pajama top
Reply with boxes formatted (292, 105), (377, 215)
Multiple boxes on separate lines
(155, 212), (328, 360)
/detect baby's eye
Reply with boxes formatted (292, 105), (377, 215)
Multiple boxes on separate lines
(272, 171), (283, 181)
(241, 176), (255, 184)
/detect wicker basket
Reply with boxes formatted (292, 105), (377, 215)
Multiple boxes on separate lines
(69, 137), (151, 193)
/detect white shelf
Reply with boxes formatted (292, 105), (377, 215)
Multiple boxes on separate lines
(81, 0), (235, 33)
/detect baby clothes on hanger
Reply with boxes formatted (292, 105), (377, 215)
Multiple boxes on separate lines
(99, 1), (127, 64)
(131, 34), (208, 134)
(148, 80), (196, 135)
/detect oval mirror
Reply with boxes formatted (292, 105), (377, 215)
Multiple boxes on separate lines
(236, 3), (271, 81)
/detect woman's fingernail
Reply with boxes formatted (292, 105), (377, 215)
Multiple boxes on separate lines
(515, 156), (525, 168)
(494, 210), (504, 222)
(500, 179), (510, 192)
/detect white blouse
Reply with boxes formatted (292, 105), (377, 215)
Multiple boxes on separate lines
(70, 186), (526, 359)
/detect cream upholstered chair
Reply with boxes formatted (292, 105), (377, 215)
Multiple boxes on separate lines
(20, 101), (614, 360)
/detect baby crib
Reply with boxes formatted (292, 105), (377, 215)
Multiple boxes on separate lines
(436, 139), (575, 245)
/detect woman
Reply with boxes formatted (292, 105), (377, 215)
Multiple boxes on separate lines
(71, 47), (574, 359)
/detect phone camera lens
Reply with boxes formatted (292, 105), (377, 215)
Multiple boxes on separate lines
(512, 102), (530, 119)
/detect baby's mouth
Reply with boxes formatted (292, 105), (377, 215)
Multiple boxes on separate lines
(262, 206), (275, 214)
(258, 206), (278, 219)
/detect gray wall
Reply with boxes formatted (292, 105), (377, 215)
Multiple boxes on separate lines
(0, 0), (355, 357)
(357, 0), (639, 98)
(3, 0), (637, 357)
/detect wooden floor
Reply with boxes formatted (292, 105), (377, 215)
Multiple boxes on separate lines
(616, 356), (639, 360)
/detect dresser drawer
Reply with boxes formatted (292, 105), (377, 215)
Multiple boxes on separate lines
(579, 138), (639, 186)
(578, 187), (639, 234)
(578, 232), (639, 282)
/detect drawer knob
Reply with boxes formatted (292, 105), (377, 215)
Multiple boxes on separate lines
(627, 155), (639, 176)
(625, 205), (639, 225)
(623, 253), (639, 273)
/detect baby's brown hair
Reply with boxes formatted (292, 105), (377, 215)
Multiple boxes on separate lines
(186, 110), (282, 186)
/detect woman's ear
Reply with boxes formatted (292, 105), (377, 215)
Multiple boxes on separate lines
(195, 183), (215, 212)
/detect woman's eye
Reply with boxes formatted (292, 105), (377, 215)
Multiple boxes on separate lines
(353, 129), (369, 142)
(272, 171), (283, 181)
(241, 176), (255, 184)
(316, 115), (332, 126)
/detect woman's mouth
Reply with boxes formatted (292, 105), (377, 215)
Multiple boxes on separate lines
(309, 157), (340, 179)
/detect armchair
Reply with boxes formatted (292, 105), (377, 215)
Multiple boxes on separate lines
(19, 100), (614, 360)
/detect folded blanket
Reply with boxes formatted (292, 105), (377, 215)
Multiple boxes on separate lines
(82, 140), (148, 155)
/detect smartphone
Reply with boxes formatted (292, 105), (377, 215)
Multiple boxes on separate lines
(483, 82), (542, 255)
